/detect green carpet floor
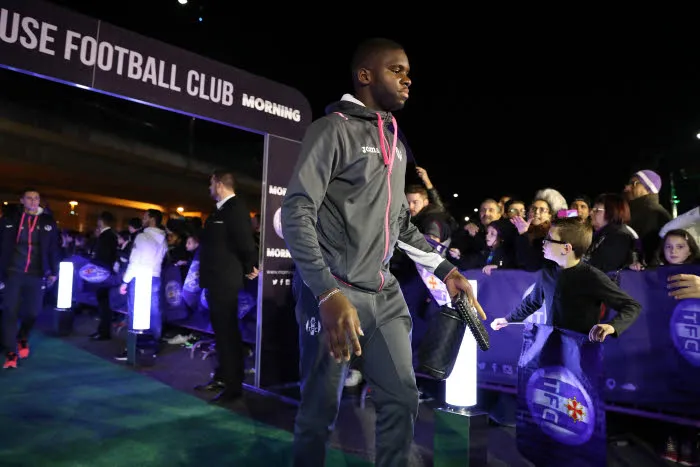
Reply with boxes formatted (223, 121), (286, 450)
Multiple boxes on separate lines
(0, 333), (370, 467)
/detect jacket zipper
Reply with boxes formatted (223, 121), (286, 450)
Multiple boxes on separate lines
(376, 113), (398, 291)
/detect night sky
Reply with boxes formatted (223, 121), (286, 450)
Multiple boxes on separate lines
(36, 1), (700, 220)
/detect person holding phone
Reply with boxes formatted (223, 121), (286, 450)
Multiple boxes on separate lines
(557, 209), (580, 219)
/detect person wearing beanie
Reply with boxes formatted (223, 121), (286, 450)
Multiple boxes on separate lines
(635, 170), (663, 194)
(624, 170), (672, 266)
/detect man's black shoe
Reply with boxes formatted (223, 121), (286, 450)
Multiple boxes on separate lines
(89, 332), (111, 341)
(209, 389), (243, 404)
(194, 380), (225, 392)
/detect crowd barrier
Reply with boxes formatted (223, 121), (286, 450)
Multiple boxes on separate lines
(463, 264), (700, 418)
(70, 255), (257, 344)
(65, 255), (700, 418)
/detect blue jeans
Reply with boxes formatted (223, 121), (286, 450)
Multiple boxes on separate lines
(127, 277), (162, 341)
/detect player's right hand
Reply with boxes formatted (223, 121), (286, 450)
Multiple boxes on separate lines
(319, 290), (363, 362)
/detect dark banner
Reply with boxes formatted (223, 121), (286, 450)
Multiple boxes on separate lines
(469, 266), (700, 416)
(602, 264), (700, 414)
(256, 135), (301, 387)
(0, 0), (311, 140)
(516, 326), (606, 467)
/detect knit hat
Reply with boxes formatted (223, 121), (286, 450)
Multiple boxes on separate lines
(635, 170), (662, 194)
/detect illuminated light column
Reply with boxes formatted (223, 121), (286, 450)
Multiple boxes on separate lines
(54, 261), (75, 336)
(126, 267), (154, 367)
(132, 267), (152, 331)
(434, 279), (487, 466)
(56, 262), (74, 309)
(445, 279), (478, 408)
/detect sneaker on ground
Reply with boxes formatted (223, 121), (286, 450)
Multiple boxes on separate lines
(114, 350), (128, 361)
(4, 353), (18, 369)
(17, 340), (29, 359)
(166, 334), (193, 345)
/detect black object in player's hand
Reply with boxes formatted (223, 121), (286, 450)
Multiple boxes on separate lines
(453, 292), (490, 351)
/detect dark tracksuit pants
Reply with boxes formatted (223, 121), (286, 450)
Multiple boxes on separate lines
(1, 271), (44, 353)
(292, 278), (419, 467)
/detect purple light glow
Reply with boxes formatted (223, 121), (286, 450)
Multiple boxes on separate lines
(0, 64), (266, 136)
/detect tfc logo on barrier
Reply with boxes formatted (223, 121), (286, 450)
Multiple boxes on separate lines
(671, 299), (700, 367)
(516, 326), (606, 467)
(525, 366), (595, 446)
(78, 263), (111, 284)
(165, 280), (182, 307)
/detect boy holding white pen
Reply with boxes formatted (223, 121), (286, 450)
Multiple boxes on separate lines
(491, 217), (641, 341)
(491, 217), (641, 465)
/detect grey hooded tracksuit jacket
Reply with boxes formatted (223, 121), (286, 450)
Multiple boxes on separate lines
(281, 94), (457, 467)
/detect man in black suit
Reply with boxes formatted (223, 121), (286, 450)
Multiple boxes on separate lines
(90, 211), (119, 341)
(196, 169), (259, 402)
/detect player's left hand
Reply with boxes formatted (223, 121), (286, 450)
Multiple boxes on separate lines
(444, 270), (486, 320)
